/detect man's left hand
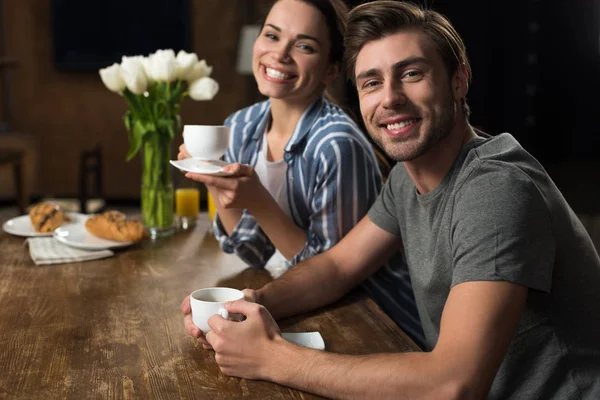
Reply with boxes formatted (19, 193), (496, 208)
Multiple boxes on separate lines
(206, 300), (283, 380)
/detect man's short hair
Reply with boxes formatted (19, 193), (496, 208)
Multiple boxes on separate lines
(345, 0), (471, 118)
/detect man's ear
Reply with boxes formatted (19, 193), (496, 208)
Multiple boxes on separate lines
(323, 63), (339, 86)
(453, 63), (469, 101)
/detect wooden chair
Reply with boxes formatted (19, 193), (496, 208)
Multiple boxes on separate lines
(78, 145), (104, 214)
(0, 149), (26, 214)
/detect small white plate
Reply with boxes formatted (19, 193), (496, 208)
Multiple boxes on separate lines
(281, 332), (325, 350)
(53, 215), (133, 251)
(2, 212), (86, 237)
(170, 158), (232, 176)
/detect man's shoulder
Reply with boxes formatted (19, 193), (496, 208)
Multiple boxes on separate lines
(464, 132), (542, 168)
(455, 132), (547, 192)
(451, 139), (552, 221)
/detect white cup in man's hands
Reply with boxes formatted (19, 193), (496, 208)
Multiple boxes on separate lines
(183, 125), (229, 160)
(190, 287), (244, 333)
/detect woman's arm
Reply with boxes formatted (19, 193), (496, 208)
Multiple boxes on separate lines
(206, 185), (242, 236)
(290, 136), (382, 265)
(188, 164), (308, 262)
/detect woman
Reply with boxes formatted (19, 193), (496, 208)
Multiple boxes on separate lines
(181, 0), (426, 348)
(180, 0), (381, 269)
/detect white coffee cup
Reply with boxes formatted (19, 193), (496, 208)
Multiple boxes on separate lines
(190, 287), (244, 333)
(183, 125), (230, 160)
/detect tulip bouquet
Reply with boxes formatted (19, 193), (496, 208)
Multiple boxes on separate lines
(99, 49), (219, 237)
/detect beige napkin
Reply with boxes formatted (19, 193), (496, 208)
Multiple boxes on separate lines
(25, 237), (114, 265)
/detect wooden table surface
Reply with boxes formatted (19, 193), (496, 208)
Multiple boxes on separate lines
(0, 212), (419, 399)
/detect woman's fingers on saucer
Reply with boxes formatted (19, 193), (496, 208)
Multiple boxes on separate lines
(186, 173), (235, 189)
(222, 163), (252, 177)
(184, 172), (211, 183)
(221, 163), (240, 175)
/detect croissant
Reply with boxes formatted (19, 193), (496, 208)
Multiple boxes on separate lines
(85, 211), (145, 243)
(29, 202), (70, 232)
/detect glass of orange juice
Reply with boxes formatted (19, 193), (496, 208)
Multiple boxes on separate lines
(208, 192), (217, 222)
(175, 186), (200, 230)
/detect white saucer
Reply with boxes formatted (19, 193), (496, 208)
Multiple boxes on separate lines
(53, 215), (133, 251)
(281, 332), (325, 350)
(2, 212), (86, 237)
(170, 158), (232, 176)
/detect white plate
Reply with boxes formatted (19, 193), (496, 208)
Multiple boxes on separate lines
(281, 332), (325, 350)
(2, 212), (86, 237)
(169, 158), (232, 176)
(53, 215), (133, 251)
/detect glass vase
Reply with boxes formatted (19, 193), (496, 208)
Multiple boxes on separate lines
(141, 129), (175, 239)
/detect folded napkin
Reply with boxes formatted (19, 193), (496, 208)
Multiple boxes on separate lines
(25, 237), (114, 265)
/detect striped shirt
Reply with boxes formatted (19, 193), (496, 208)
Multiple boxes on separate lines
(213, 96), (426, 347)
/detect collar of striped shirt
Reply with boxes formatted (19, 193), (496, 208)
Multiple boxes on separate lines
(249, 96), (326, 153)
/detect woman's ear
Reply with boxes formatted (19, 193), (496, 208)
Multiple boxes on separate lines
(323, 63), (339, 86)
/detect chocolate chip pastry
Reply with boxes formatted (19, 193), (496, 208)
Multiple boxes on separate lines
(84, 211), (145, 243)
(29, 201), (70, 232)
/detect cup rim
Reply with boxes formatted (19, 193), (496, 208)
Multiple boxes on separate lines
(183, 125), (229, 129)
(190, 287), (244, 303)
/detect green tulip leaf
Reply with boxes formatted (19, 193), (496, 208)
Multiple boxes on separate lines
(125, 119), (154, 161)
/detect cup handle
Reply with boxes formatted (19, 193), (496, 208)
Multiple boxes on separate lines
(219, 308), (229, 320)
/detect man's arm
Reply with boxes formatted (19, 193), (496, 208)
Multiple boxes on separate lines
(211, 280), (527, 399)
(182, 215), (398, 346)
(256, 215), (403, 319)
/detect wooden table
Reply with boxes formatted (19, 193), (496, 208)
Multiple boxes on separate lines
(0, 213), (420, 399)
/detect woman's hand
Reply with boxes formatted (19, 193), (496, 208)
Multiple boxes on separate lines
(185, 163), (269, 211)
(178, 144), (191, 160)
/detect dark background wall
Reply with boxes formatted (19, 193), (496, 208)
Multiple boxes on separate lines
(434, 0), (600, 164)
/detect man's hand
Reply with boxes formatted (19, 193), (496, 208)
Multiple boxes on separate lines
(181, 291), (259, 350)
(242, 288), (258, 304)
(181, 295), (212, 349)
(206, 300), (284, 380)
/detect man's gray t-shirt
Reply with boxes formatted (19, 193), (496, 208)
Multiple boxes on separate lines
(368, 133), (600, 399)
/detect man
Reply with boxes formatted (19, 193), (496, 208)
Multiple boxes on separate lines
(182, 1), (600, 398)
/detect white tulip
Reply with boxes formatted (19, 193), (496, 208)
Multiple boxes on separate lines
(141, 57), (153, 82)
(120, 56), (148, 95)
(184, 59), (213, 82)
(147, 49), (178, 82)
(99, 63), (126, 93)
(189, 77), (219, 101)
(176, 50), (198, 80)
